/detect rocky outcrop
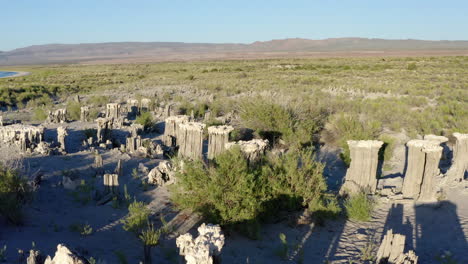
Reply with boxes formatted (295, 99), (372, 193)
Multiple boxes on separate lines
(127, 99), (139, 118)
(103, 173), (119, 194)
(402, 140), (443, 201)
(178, 122), (206, 160)
(140, 98), (152, 112)
(80, 106), (90, 122)
(44, 244), (90, 264)
(341, 140), (383, 194)
(207, 125), (233, 159)
(446, 133), (468, 184)
(225, 139), (269, 162)
(126, 135), (163, 158)
(0, 124), (45, 152)
(57, 126), (68, 153)
(148, 160), (175, 186)
(96, 118), (112, 143)
(163, 115), (190, 147)
(46, 109), (67, 123)
(176, 223), (225, 264)
(376, 229), (418, 264)
(115, 159), (123, 177)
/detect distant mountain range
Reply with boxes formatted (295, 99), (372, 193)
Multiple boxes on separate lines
(1, 38), (468, 65)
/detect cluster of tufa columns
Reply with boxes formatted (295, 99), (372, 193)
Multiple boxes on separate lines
(46, 109), (67, 123)
(376, 229), (418, 264)
(96, 118), (112, 143)
(177, 122), (206, 160)
(163, 115), (190, 147)
(0, 124), (45, 152)
(207, 125), (233, 159)
(401, 139), (445, 201)
(176, 223), (225, 264)
(103, 174), (119, 194)
(340, 140), (384, 194)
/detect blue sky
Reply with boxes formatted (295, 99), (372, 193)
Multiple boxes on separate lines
(3, 0), (468, 51)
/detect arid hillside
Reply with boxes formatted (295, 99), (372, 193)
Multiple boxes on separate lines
(1, 38), (468, 65)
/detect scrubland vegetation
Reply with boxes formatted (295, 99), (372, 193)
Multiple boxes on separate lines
(0, 56), (467, 262)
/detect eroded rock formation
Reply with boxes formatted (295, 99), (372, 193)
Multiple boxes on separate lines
(178, 122), (206, 160)
(140, 98), (152, 112)
(148, 160), (175, 186)
(376, 229), (418, 264)
(47, 109), (67, 123)
(0, 124), (45, 152)
(163, 115), (190, 147)
(225, 139), (269, 162)
(341, 140), (383, 194)
(57, 126), (68, 152)
(207, 125), (233, 159)
(44, 244), (90, 264)
(176, 223), (225, 264)
(80, 106), (90, 122)
(402, 139), (443, 200)
(446, 133), (468, 184)
(103, 173), (119, 194)
(96, 118), (112, 143)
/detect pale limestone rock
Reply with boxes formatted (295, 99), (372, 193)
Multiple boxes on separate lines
(402, 139), (443, 201)
(96, 118), (112, 143)
(207, 125), (233, 159)
(225, 139), (269, 162)
(44, 244), (90, 264)
(376, 229), (418, 264)
(148, 160), (175, 186)
(178, 122), (206, 160)
(103, 173), (119, 194)
(46, 108), (67, 123)
(0, 124), (45, 153)
(446, 133), (468, 184)
(176, 223), (225, 264)
(163, 115), (190, 147)
(80, 106), (90, 122)
(341, 140), (383, 194)
(57, 126), (68, 152)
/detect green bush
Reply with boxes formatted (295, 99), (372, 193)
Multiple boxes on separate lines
(407, 62), (417, 70)
(121, 200), (150, 234)
(171, 146), (335, 237)
(88, 95), (109, 107)
(136, 112), (154, 129)
(66, 101), (81, 121)
(238, 99), (324, 147)
(33, 108), (48, 121)
(322, 114), (381, 166)
(0, 166), (31, 225)
(344, 192), (374, 222)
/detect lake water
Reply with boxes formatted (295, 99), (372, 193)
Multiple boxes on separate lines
(0, 71), (18, 78)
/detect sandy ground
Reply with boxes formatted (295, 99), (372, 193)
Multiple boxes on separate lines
(0, 121), (467, 263)
(0, 71), (30, 78)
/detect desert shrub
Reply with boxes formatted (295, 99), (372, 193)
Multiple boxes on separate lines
(69, 222), (93, 236)
(121, 200), (150, 234)
(171, 146), (334, 237)
(0, 166), (31, 225)
(66, 101), (81, 121)
(238, 99), (324, 147)
(321, 114), (381, 166)
(136, 111), (154, 129)
(26, 96), (54, 108)
(344, 192), (374, 222)
(407, 62), (417, 70)
(33, 107), (48, 121)
(88, 95), (109, 107)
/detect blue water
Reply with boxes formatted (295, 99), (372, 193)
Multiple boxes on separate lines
(0, 71), (17, 78)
